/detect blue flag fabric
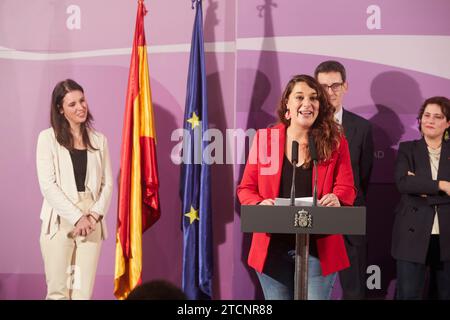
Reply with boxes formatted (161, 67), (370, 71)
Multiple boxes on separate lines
(180, 0), (213, 300)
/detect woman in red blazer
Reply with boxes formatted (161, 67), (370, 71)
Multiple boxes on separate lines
(237, 75), (356, 300)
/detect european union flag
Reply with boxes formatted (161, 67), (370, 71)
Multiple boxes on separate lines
(180, 0), (213, 300)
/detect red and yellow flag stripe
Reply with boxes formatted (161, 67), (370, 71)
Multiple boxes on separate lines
(114, 0), (160, 300)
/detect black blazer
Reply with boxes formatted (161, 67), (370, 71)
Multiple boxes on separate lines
(342, 109), (374, 207)
(391, 139), (450, 263)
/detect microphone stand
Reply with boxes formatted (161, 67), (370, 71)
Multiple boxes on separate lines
(290, 140), (309, 300)
(294, 188), (309, 299)
(290, 140), (299, 207)
(294, 136), (318, 300)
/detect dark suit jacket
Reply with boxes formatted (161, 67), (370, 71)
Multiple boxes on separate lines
(342, 109), (374, 207)
(391, 139), (450, 263)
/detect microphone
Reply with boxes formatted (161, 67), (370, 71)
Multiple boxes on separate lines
(290, 141), (299, 206)
(291, 140), (299, 165)
(308, 134), (318, 162)
(308, 135), (318, 206)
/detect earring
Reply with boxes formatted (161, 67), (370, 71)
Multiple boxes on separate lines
(285, 109), (290, 120)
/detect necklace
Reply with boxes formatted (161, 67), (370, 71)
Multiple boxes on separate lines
(428, 144), (442, 150)
(428, 145), (441, 176)
(425, 139), (442, 150)
(427, 146), (441, 158)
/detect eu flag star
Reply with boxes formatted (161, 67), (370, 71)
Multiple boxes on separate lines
(187, 112), (200, 129)
(184, 206), (199, 224)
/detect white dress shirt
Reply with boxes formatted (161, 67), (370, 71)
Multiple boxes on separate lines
(334, 106), (343, 124)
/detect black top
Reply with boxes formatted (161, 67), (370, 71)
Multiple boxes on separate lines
(278, 154), (313, 199)
(270, 154), (318, 256)
(69, 149), (87, 192)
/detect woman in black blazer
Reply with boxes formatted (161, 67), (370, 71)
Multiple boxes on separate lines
(392, 96), (450, 299)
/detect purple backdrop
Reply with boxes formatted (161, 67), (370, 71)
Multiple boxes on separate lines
(0, 0), (449, 300)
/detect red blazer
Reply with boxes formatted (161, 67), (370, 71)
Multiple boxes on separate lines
(237, 123), (356, 276)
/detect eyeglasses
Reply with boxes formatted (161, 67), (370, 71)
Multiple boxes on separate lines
(321, 82), (343, 92)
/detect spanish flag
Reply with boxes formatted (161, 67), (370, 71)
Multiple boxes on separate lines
(114, 0), (160, 300)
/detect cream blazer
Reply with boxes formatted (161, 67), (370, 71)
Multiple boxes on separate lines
(36, 128), (113, 239)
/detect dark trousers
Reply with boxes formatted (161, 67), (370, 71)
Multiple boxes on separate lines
(338, 235), (367, 300)
(396, 235), (450, 300)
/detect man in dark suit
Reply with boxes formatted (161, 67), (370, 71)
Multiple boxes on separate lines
(315, 61), (374, 299)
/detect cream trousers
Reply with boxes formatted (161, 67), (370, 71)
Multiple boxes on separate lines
(40, 191), (102, 300)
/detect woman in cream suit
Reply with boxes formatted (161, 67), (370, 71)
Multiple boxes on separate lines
(36, 79), (113, 300)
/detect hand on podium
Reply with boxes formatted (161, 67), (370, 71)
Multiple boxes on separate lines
(318, 193), (341, 207)
(259, 199), (275, 206)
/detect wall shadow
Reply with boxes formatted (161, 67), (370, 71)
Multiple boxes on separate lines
(353, 71), (423, 299)
(141, 91), (183, 287)
(204, 0), (234, 299)
(234, 0), (280, 300)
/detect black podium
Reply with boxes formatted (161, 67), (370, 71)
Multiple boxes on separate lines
(241, 205), (366, 300)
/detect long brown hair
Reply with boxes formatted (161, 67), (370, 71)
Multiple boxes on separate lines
(50, 79), (97, 151)
(276, 74), (341, 165)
